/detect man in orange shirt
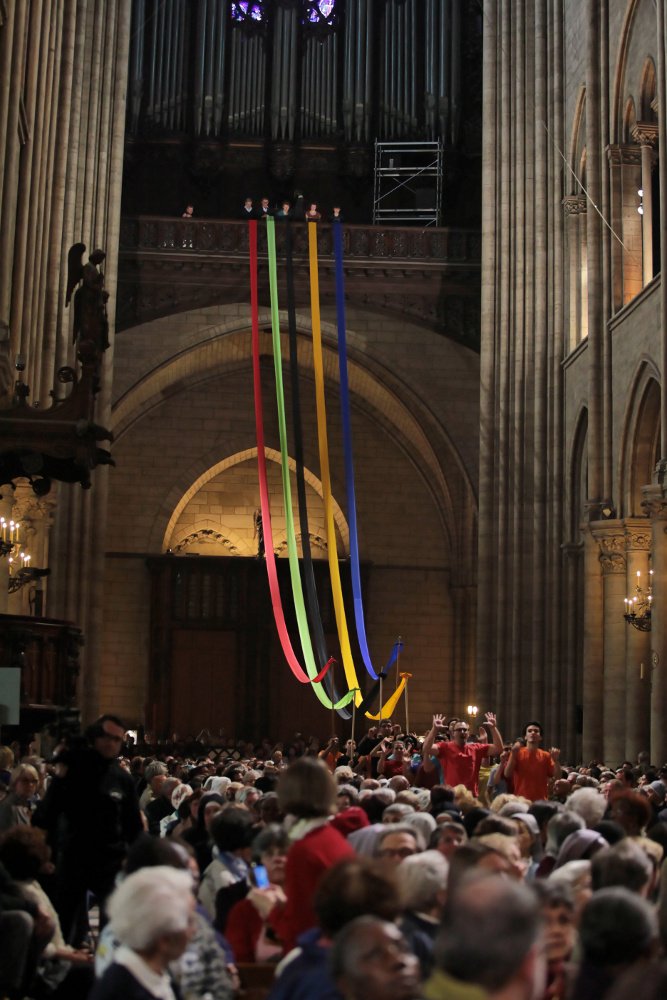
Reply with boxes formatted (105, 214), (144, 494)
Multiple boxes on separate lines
(504, 721), (561, 801)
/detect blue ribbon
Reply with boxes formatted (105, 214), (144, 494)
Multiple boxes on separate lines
(333, 223), (403, 680)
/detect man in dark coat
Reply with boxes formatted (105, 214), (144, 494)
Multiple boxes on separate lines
(33, 714), (143, 944)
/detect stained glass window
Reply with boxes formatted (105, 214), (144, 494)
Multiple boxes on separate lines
(231, 1), (265, 23)
(304, 0), (336, 27)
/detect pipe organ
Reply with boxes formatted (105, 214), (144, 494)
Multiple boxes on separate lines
(127, 0), (464, 143)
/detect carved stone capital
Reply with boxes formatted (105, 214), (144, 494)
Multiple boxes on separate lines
(624, 519), (652, 552)
(631, 121), (659, 147)
(641, 482), (667, 520)
(606, 143), (642, 166)
(562, 195), (587, 216)
(599, 551), (626, 575)
(591, 523), (626, 573)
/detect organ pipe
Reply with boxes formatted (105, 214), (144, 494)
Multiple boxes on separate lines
(128, 0), (144, 133)
(213, 0), (226, 135)
(440, 0), (451, 139)
(193, 1), (205, 135)
(450, 0), (461, 144)
(128, 0), (462, 143)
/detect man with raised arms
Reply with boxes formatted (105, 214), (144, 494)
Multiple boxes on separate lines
(421, 712), (504, 796)
(503, 721), (561, 802)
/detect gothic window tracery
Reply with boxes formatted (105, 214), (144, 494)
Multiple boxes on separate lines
(303, 0), (337, 29)
(230, 1), (265, 24)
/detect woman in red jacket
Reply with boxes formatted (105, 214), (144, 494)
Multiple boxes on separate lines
(266, 758), (355, 954)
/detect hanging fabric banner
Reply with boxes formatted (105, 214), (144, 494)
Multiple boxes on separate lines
(284, 224), (351, 718)
(249, 219), (349, 702)
(333, 222), (400, 681)
(265, 217), (356, 711)
(365, 673), (413, 722)
(307, 221), (363, 699)
(307, 223), (406, 719)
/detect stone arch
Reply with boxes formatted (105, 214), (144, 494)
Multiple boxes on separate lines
(610, 0), (643, 144)
(159, 447), (349, 556)
(619, 359), (661, 517)
(112, 306), (477, 565)
(623, 96), (637, 144)
(639, 56), (657, 121)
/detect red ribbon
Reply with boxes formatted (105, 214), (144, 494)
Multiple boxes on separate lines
(249, 221), (334, 688)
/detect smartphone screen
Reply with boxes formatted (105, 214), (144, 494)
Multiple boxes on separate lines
(252, 864), (270, 889)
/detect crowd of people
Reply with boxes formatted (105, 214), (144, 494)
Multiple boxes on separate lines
(2, 710), (667, 999)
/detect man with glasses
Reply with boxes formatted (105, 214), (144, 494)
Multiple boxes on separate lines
(34, 714), (142, 945)
(375, 824), (424, 867)
(420, 712), (504, 796)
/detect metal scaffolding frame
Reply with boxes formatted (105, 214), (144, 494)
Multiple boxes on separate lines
(372, 140), (444, 226)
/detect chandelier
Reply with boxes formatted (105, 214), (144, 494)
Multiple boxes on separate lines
(624, 569), (653, 631)
(0, 516), (21, 558)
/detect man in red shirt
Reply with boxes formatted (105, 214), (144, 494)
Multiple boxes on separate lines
(421, 712), (504, 795)
(503, 721), (561, 801)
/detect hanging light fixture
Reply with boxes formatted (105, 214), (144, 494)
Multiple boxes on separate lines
(624, 569), (653, 631)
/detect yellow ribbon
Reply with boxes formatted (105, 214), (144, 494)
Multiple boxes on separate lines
(308, 222), (405, 720)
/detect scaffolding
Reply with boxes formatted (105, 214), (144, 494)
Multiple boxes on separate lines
(372, 140), (444, 227)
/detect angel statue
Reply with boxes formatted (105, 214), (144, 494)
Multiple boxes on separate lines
(65, 243), (110, 352)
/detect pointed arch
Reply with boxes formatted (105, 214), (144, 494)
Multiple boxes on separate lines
(619, 359), (661, 516)
(160, 447), (350, 555)
(639, 57), (657, 121)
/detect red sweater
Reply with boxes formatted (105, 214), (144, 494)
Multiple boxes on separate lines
(269, 822), (355, 953)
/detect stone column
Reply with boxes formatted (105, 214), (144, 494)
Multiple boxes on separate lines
(582, 526), (604, 760)
(562, 542), (584, 762)
(631, 122), (659, 285)
(563, 196), (586, 352)
(642, 484), (667, 763)
(623, 521), (652, 760)
(594, 523), (627, 764)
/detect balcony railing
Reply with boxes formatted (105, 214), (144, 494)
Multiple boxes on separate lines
(119, 216), (481, 266)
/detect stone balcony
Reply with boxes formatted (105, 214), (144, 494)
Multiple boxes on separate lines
(117, 217), (481, 347)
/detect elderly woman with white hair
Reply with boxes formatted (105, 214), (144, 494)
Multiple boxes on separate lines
(397, 849), (448, 977)
(0, 763), (40, 832)
(89, 866), (195, 1000)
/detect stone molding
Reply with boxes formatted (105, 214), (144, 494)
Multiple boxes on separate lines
(606, 143), (642, 166)
(562, 195), (587, 216)
(631, 120), (659, 147)
(641, 482), (667, 520)
(590, 523), (626, 573)
(623, 518), (652, 551)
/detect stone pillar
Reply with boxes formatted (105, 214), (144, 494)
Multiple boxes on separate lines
(623, 521), (652, 761)
(642, 484), (667, 763)
(582, 527), (604, 760)
(631, 122), (659, 285)
(595, 523), (627, 765)
(563, 196), (586, 351)
(562, 542), (584, 763)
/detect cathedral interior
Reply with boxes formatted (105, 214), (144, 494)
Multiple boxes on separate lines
(0, 0), (666, 766)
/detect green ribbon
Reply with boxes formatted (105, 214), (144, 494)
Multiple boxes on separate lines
(266, 218), (356, 712)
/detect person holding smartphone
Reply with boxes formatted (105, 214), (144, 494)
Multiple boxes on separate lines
(225, 825), (288, 963)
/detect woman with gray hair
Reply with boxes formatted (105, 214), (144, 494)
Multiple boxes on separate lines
(398, 850), (448, 977)
(0, 763), (40, 832)
(89, 866), (194, 999)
